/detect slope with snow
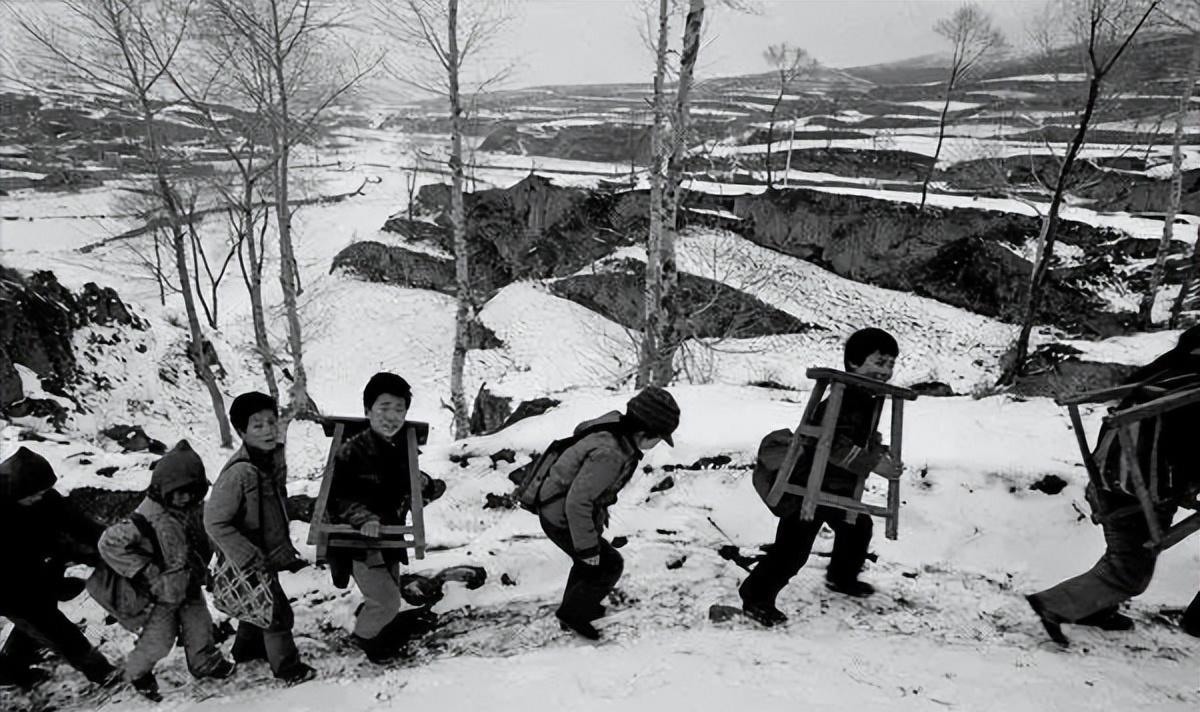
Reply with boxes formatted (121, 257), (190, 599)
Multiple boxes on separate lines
(2, 127), (1198, 712)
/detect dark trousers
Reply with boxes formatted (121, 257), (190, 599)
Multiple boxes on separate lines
(229, 572), (300, 676)
(1030, 496), (1175, 623)
(539, 516), (624, 622)
(0, 603), (114, 683)
(740, 507), (873, 606)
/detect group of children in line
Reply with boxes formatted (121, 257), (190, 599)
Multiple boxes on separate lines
(2, 327), (1198, 701)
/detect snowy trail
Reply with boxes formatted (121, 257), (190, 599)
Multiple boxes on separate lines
(32, 538), (1197, 712)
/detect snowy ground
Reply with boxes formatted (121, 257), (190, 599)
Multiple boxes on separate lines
(2, 130), (1199, 711)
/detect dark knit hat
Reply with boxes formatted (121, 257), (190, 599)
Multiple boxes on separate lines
(230, 391), (278, 434)
(364, 372), (413, 410)
(625, 387), (680, 446)
(148, 440), (208, 503)
(0, 447), (57, 501)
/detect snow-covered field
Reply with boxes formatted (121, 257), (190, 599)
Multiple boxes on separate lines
(2, 129), (1198, 711)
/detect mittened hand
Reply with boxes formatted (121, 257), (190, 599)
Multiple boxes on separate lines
(359, 520), (381, 538)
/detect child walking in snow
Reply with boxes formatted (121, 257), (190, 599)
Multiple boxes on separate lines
(740, 328), (903, 627)
(98, 440), (234, 701)
(1027, 325), (1200, 646)
(205, 392), (315, 684)
(327, 373), (446, 663)
(0, 447), (120, 690)
(535, 387), (681, 640)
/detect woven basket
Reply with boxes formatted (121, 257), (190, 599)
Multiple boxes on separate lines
(209, 557), (274, 629)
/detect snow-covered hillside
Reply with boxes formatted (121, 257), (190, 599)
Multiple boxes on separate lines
(2, 129), (1198, 712)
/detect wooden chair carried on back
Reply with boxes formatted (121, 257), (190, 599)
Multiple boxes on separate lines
(1057, 383), (1200, 552)
(764, 368), (918, 540)
(306, 417), (431, 562)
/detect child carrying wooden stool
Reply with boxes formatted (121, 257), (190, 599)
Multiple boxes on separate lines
(741, 328), (916, 627)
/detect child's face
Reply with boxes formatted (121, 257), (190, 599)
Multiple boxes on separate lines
(367, 393), (409, 439)
(850, 351), (896, 382)
(168, 489), (200, 509)
(635, 433), (663, 451)
(241, 410), (278, 451)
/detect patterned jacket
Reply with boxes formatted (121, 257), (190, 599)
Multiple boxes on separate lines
(99, 498), (210, 605)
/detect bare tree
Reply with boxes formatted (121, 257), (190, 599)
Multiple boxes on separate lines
(166, 25), (283, 399)
(762, 43), (816, 189)
(1144, 1), (1200, 327)
(921, 3), (1005, 210)
(203, 0), (377, 432)
(15, 0), (234, 446)
(640, 0), (672, 388)
(999, 0), (1161, 385)
(639, 0), (707, 387)
(373, 0), (513, 438)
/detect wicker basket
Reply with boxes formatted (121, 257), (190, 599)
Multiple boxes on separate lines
(209, 557), (275, 629)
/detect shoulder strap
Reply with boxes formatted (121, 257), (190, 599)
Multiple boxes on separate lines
(128, 512), (164, 566)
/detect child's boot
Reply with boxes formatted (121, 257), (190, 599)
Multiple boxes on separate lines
(205, 659), (236, 679)
(825, 575), (875, 598)
(1026, 594), (1070, 647)
(275, 661), (316, 685)
(131, 673), (163, 702)
(556, 613), (601, 640)
(741, 599), (787, 627)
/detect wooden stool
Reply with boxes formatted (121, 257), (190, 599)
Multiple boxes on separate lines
(764, 368), (918, 540)
(1057, 384), (1200, 551)
(306, 417), (431, 561)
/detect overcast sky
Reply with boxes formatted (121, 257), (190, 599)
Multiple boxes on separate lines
(497, 0), (1046, 87)
(0, 0), (1050, 93)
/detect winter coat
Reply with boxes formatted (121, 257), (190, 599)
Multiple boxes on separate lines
(100, 441), (213, 606)
(204, 445), (302, 572)
(327, 428), (444, 566)
(1092, 354), (1200, 502)
(0, 448), (103, 612)
(98, 499), (209, 606)
(752, 386), (887, 517)
(0, 491), (104, 612)
(536, 411), (643, 559)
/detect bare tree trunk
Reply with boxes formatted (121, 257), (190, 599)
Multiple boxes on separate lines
(638, 0), (671, 388)
(765, 86), (783, 188)
(153, 230), (166, 306)
(1000, 78), (1100, 385)
(105, 12), (232, 447)
(238, 196), (280, 402)
(447, 0), (471, 439)
(1143, 32), (1199, 328)
(137, 111), (232, 447)
(651, 0), (705, 387)
(1000, 0), (1159, 384)
(920, 72), (957, 210)
(783, 120), (795, 187)
(188, 219), (218, 330)
(270, 3), (310, 433)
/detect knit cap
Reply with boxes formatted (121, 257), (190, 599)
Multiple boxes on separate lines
(625, 387), (680, 446)
(0, 447), (57, 501)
